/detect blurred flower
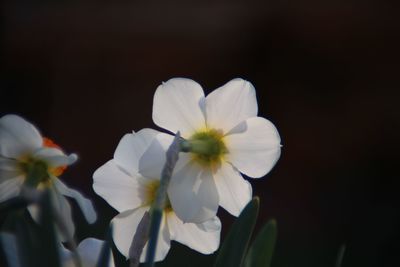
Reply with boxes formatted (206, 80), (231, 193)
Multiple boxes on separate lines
(93, 129), (221, 262)
(61, 238), (115, 267)
(0, 233), (115, 267)
(150, 78), (281, 223)
(0, 114), (96, 240)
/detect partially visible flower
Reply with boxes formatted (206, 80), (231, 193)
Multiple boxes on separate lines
(93, 129), (221, 262)
(0, 233), (115, 267)
(0, 114), (97, 240)
(61, 238), (115, 267)
(149, 78), (281, 223)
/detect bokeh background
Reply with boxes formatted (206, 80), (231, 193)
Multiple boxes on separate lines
(1, 0), (399, 266)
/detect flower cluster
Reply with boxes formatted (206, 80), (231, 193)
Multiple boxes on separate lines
(94, 78), (281, 262)
(0, 77), (281, 266)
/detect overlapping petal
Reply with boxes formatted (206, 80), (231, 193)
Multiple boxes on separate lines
(53, 178), (97, 224)
(112, 207), (171, 262)
(74, 238), (115, 267)
(114, 129), (159, 176)
(138, 133), (190, 179)
(167, 213), (220, 254)
(49, 188), (75, 242)
(0, 114), (42, 158)
(213, 163), (252, 216)
(168, 158), (219, 223)
(0, 177), (24, 202)
(93, 160), (145, 213)
(205, 78), (258, 133)
(33, 147), (77, 167)
(224, 117), (281, 178)
(152, 78), (206, 138)
(0, 158), (20, 183)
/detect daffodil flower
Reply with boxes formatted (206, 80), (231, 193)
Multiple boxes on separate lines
(93, 129), (221, 262)
(0, 114), (97, 240)
(0, 233), (115, 267)
(148, 78), (281, 223)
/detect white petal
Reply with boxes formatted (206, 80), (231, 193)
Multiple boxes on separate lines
(168, 160), (219, 223)
(205, 78), (258, 134)
(49, 189), (75, 242)
(53, 178), (97, 224)
(0, 158), (20, 183)
(225, 117), (281, 178)
(0, 177), (23, 202)
(112, 207), (145, 258)
(93, 160), (146, 212)
(59, 247), (74, 267)
(139, 217), (171, 263)
(0, 233), (21, 267)
(0, 114), (42, 158)
(75, 238), (116, 267)
(152, 78), (206, 138)
(167, 213), (221, 254)
(33, 148), (77, 167)
(114, 129), (159, 176)
(138, 133), (179, 179)
(213, 163), (252, 216)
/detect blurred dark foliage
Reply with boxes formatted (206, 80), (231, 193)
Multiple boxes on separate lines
(1, 0), (400, 266)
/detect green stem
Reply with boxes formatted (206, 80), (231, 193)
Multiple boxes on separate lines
(145, 132), (182, 267)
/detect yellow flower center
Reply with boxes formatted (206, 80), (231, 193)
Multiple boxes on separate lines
(19, 157), (52, 187)
(18, 137), (67, 188)
(145, 180), (172, 212)
(188, 129), (228, 170)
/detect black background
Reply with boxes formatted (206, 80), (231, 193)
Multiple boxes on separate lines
(1, 0), (399, 266)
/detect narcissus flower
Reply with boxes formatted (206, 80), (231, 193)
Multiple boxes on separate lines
(0, 233), (115, 267)
(150, 78), (281, 223)
(0, 114), (97, 239)
(93, 129), (221, 262)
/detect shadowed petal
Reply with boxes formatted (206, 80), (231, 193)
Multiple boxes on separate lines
(0, 114), (42, 158)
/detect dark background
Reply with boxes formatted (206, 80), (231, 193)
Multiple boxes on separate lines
(1, 0), (399, 266)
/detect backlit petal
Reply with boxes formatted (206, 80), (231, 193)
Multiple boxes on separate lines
(167, 213), (221, 254)
(213, 163), (252, 216)
(168, 160), (219, 223)
(140, 218), (171, 263)
(225, 117), (281, 178)
(112, 206), (171, 262)
(205, 79), (258, 134)
(139, 133), (190, 179)
(0, 114), (42, 158)
(114, 129), (159, 176)
(93, 160), (146, 212)
(152, 78), (206, 138)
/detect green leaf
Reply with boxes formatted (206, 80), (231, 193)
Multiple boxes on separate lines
(214, 197), (260, 267)
(335, 244), (346, 267)
(244, 219), (277, 267)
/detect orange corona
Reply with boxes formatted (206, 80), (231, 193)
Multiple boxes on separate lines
(43, 137), (67, 176)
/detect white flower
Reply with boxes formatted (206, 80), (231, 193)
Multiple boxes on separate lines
(0, 233), (115, 267)
(61, 238), (115, 267)
(0, 114), (97, 240)
(93, 129), (221, 262)
(149, 78), (281, 223)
